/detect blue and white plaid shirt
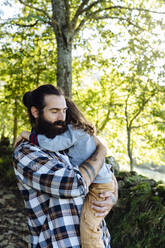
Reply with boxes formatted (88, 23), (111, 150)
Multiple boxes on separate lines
(13, 141), (111, 248)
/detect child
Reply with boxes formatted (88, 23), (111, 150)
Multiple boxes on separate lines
(18, 99), (115, 248)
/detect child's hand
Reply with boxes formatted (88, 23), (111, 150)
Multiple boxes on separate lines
(14, 131), (30, 148)
(20, 131), (30, 140)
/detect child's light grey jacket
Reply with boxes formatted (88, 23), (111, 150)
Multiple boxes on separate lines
(38, 124), (112, 183)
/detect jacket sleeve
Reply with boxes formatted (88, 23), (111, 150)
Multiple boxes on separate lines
(13, 142), (88, 199)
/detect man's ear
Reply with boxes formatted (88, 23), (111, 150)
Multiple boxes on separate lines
(31, 106), (39, 118)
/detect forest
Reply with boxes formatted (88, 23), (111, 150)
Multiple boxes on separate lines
(0, 0), (165, 171)
(0, 0), (165, 170)
(0, 1), (165, 247)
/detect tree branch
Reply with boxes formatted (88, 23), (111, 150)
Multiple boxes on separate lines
(125, 94), (130, 129)
(98, 102), (123, 133)
(18, 0), (51, 21)
(73, 19), (86, 37)
(85, 5), (165, 16)
(79, 1), (102, 14)
(71, 0), (90, 29)
(132, 121), (165, 129)
(73, 11), (145, 36)
(94, 16), (144, 30)
(129, 91), (156, 128)
(12, 20), (39, 28)
(73, 15), (140, 37)
(98, 108), (111, 134)
(73, 3), (165, 35)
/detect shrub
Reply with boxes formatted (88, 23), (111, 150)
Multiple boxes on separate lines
(106, 171), (165, 248)
(0, 137), (16, 186)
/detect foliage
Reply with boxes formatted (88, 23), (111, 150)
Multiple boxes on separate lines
(0, 0), (165, 168)
(106, 171), (165, 248)
(72, 66), (165, 167)
(1, 0), (165, 96)
(0, 137), (15, 186)
(0, 25), (57, 143)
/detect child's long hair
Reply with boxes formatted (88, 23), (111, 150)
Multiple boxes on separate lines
(65, 98), (95, 136)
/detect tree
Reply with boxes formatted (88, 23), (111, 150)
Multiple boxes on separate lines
(0, 25), (57, 142)
(72, 45), (165, 170)
(124, 79), (158, 171)
(0, 0), (165, 167)
(2, 0), (164, 97)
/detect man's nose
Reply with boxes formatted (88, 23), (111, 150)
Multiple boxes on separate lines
(57, 111), (65, 121)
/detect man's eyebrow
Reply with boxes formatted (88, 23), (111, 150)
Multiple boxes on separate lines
(49, 107), (68, 111)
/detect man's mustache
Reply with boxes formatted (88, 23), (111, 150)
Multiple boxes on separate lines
(53, 120), (66, 127)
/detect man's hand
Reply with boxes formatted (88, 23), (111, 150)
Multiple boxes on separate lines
(91, 173), (118, 217)
(14, 131), (30, 148)
(91, 191), (117, 217)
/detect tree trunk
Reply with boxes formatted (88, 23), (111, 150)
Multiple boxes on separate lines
(51, 0), (73, 98)
(56, 36), (72, 98)
(13, 99), (18, 145)
(127, 127), (133, 171)
(1, 116), (5, 139)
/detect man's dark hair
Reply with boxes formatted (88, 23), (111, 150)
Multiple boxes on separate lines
(23, 84), (95, 135)
(23, 84), (63, 126)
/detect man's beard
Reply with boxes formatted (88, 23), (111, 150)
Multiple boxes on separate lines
(35, 114), (67, 138)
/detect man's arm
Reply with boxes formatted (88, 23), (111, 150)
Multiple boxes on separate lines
(91, 172), (118, 216)
(78, 136), (118, 215)
(79, 136), (106, 187)
(13, 142), (88, 199)
(13, 138), (106, 198)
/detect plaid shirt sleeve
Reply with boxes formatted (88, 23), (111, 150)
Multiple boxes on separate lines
(13, 141), (88, 199)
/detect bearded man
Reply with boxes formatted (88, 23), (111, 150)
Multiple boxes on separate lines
(13, 84), (118, 248)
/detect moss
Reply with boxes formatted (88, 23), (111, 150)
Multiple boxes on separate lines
(154, 184), (165, 200)
(106, 171), (165, 248)
(130, 182), (151, 194)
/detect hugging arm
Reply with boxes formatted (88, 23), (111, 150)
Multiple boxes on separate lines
(13, 143), (88, 198)
(13, 135), (106, 198)
(79, 136), (107, 187)
(91, 172), (118, 216)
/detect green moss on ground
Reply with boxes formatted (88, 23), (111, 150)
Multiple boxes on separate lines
(106, 171), (165, 248)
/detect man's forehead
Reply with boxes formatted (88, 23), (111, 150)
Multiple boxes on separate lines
(44, 94), (67, 108)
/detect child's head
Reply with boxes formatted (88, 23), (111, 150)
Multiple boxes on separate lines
(65, 98), (95, 136)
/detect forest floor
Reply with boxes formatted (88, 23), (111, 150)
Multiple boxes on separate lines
(0, 183), (29, 248)
(0, 169), (164, 248)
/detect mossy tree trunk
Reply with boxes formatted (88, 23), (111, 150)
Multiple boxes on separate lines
(127, 126), (133, 171)
(51, 0), (73, 98)
(13, 98), (18, 145)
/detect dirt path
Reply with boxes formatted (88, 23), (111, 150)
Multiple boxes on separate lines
(0, 184), (29, 248)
